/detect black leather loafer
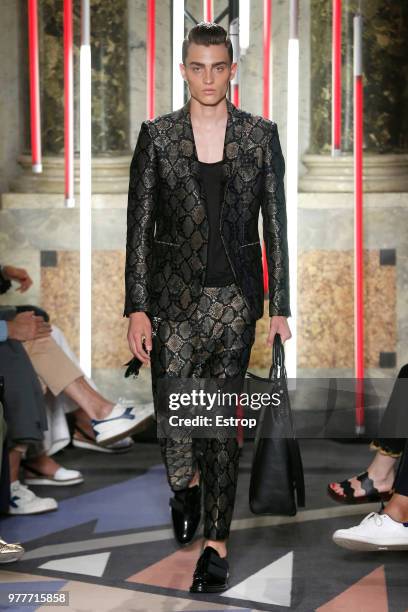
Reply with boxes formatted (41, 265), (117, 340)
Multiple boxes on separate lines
(170, 484), (201, 545)
(190, 546), (229, 593)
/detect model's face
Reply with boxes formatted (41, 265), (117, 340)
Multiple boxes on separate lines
(180, 42), (237, 106)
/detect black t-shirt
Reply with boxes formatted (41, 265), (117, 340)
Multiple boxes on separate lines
(198, 160), (235, 286)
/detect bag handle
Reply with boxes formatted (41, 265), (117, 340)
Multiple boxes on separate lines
(268, 333), (286, 380)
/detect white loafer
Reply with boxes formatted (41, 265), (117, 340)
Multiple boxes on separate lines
(333, 512), (408, 551)
(92, 400), (153, 446)
(24, 466), (84, 487)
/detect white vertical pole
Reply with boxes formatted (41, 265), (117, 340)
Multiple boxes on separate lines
(229, 16), (240, 104)
(285, 0), (299, 378)
(172, 0), (185, 110)
(239, 0), (250, 55)
(80, 0), (92, 377)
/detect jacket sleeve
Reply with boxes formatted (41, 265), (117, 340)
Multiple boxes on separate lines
(261, 122), (291, 317)
(123, 121), (158, 317)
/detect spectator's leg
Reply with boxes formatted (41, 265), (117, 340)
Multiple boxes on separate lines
(23, 443), (68, 477)
(329, 360), (408, 501)
(9, 445), (27, 482)
(22, 336), (115, 420)
(381, 441), (408, 522)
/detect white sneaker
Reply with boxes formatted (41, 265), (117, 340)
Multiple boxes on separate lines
(92, 400), (154, 446)
(24, 466), (84, 487)
(9, 481), (58, 515)
(0, 537), (25, 563)
(333, 512), (408, 551)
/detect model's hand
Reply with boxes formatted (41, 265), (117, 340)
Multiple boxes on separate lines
(7, 311), (52, 341)
(127, 312), (152, 365)
(2, 265), (33, 293)
(266, 315), (292, 347)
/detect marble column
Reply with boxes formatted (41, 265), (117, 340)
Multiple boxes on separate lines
(15, 0), (130, 193)
(301, 0), (408, 192)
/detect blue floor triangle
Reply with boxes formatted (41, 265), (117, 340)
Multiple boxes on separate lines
(2, 464), (170, 543)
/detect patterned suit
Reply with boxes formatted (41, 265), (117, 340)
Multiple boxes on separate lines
(124, 97), (290, 540)
(124, 97), (291, 321)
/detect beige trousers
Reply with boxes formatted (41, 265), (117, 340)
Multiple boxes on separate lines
(23, 336), (82, 397)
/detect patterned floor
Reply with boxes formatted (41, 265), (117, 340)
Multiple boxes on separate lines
(0, 440), (407, 612)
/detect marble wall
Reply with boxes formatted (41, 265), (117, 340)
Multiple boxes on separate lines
(298, 193), (408, 376)
(0, 1), (24, 194)
(297, 249), (396, 369)
(128, 0), (173, 141)
(310, 0), (408, 153)
(22, 0), (130, 154)
(40, 249), (130, 368)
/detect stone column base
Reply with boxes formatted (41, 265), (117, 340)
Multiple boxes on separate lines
(10, 154), (131, 194)
(299, 153), (408, 193)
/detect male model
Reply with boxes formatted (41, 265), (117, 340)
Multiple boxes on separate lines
(124, 22), (291, 593)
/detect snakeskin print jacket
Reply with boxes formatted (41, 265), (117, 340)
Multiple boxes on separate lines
(124, 97), (291, 322)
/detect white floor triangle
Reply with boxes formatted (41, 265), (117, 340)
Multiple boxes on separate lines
(223, 551), (293, 607)
(39, 552), (110, 577)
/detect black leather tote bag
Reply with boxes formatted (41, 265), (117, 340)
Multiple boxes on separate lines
(247, 334), (305, 516)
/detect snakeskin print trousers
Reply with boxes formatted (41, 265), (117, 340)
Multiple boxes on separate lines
(149, 282), (256, 540)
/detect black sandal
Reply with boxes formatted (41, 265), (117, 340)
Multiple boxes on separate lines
(327, 471), (393, 505)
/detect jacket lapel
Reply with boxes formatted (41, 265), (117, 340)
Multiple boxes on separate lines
(179, 97), (243, 193)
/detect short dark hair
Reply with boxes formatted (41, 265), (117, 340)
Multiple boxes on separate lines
(182, 22), (233, 65)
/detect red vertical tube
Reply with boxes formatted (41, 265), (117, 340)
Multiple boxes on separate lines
(229, 8), (240, 108)
(64, 0), (74, 205)
(232, 85), (239, 107)
(147, 0), (155, 119)
(332, 0), (342, 153)
(354, 77), (363, 377)
(204, 0), (213, 21)
(354, 14), (364, 432)
(28, 0), (42, 172)
(262, 239), (269, 296)
(354, 74), (364, 431)
(262, 0), (272, 293)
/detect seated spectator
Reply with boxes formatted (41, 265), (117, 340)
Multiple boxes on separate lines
(0, 263), (151, 514)
(1, 310), (59, 514)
